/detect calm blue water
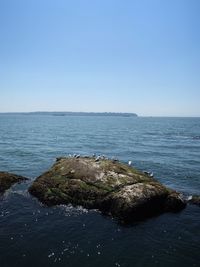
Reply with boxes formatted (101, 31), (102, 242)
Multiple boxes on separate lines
(0, 114), (199, 267)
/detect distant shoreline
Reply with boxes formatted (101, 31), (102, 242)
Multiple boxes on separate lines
(0, 111), (138, 117)
(0, 113), (200, 118)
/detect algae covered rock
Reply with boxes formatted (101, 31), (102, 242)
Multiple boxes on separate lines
(29, 157), (186, 222)
(0, 172), (28, 194)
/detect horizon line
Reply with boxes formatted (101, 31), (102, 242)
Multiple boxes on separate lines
(0, 111), (199, 118)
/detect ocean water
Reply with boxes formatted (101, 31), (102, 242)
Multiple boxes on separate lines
(0, 114), (199, 267)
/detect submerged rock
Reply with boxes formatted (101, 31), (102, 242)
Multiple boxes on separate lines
(0, 172), (28, 194)
(29, 157), (186, 222)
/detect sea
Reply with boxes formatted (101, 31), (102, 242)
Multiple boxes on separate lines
(0, 114), (199, 267)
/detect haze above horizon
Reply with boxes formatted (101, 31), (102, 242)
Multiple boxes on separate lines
(0, 0), (200, 116)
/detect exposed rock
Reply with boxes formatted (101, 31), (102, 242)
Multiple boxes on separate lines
(0, 172), (28, 194)
(188, 195), (200, 206)
(164, 191), (187, 211)
(28, 157), (186, 222)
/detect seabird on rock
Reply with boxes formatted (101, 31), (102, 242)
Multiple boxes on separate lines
(143, 171), (154, 177)
(128, 160), (132, 166)
(149, 172), (154, 177)
(112, 157), (118, 162)
(95, 156), (101, 162)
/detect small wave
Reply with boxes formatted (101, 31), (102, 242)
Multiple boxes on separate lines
(58, 204), (89, 216)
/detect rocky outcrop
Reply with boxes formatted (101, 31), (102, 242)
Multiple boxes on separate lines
(0, 172), (28, 194)
(28, 157), (187, 222)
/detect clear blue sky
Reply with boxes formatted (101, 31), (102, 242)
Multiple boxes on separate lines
(0, 0), (199, 116)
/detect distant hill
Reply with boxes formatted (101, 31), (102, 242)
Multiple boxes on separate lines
(0, 112), (138, 117)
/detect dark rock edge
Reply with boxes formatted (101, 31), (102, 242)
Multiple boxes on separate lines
(0, 172), (28, 194)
